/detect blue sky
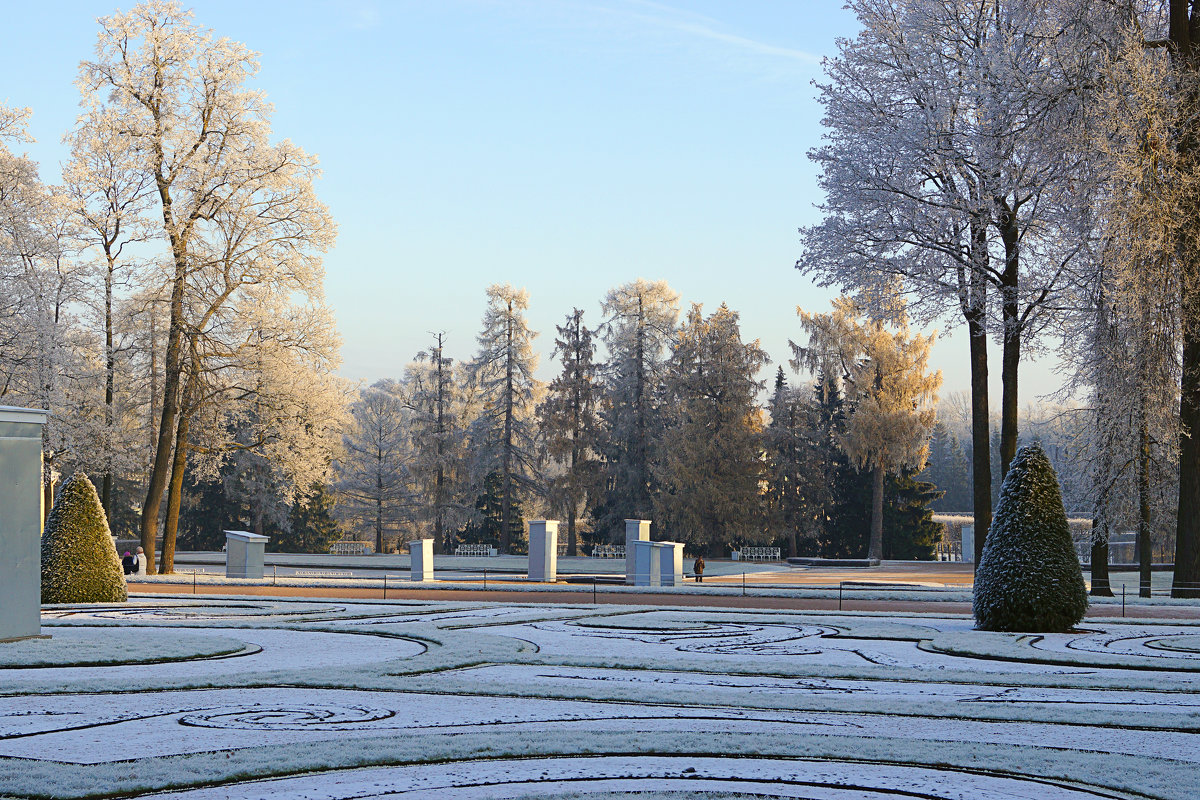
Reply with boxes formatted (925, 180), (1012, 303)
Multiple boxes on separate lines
(0, 0), (1059, 404)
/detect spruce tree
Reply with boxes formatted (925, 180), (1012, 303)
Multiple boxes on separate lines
(41, 473), (128, 604)
(973, 442), (1088, 632)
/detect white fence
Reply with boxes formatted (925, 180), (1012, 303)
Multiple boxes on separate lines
(736, 546), (781, 562)
(591, 544), (625, 559)
(455, 544), (496, 557)
(330, 541), (373, 555)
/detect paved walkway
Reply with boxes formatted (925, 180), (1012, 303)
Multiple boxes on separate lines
(130, 582), (1200, 620)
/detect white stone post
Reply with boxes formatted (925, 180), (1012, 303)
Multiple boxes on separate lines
(408, 538), (433, 581)
(0, 407), (48, 642)
(632, 539), (661, 587)
(656, 541), (684, 586)
(528, 520), (559, 582)
(624, 519), (651, 585)
(225, 530), (269, 579)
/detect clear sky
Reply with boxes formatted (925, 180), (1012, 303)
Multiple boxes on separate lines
(1, 0), (1062, 404)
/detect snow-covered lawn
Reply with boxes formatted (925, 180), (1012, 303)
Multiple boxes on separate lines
(2, 596), (1198, 799)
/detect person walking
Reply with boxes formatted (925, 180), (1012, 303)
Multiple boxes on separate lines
(693, 554), (705, 583)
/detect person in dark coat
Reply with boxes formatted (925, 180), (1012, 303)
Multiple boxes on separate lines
(121, 551), (135, 575)
(693, 555), (705, 583)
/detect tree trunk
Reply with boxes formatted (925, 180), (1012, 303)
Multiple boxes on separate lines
(102, 256), (114, 519)
(997, 207), (1021, 482)
(159, 407), (190, 575)
(869, 464), (884, 562)
(1171, 0), (1200, 597)
(1138, 397), (1154, 598)
(140, 267), (186, 575)
(967, 311), (992, 566)
(501, 305), (515, 553)
(1090, 517), (1114, 597)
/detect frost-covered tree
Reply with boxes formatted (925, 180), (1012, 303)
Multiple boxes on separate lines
(405, 333), (468, 553)
(336, 381), (410, 553)
(974, 442), (1088, 632)
(62, 107), (153, 517)
(78, 0), (336, 572)
(795, 298), (941, 561)
(597, 279), (679, 535)
(655, 304), (768, 554)
(763, 368), (825, 557)
(538, 309), (602, 556)
(41, 472), (127, 604)
(468, 284), (540, 553)
(800, 0), (1111, 562)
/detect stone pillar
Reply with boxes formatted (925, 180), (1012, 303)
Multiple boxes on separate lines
(624, 519), (651, 585)
(0, 407), (48, 642)
(528, 520), (559, 582)
(631, 539), (661, 587)
(961, 525), (975, 564)
(656, 541), (684, 586)
(225, 530), (269, 579)
(409, 538), (433, 581)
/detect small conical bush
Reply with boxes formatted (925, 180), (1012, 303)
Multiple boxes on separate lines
(41, 473), (127, 604)
(973, 442), (1087, 632)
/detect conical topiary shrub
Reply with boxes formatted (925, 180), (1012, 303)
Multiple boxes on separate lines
(973, 442), (1086, 632)
(41, 473), (127, 604)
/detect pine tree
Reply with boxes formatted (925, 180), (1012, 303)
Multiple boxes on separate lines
(280, 483), (344, 553)
(463, 471), (526, 552)
(41, 472), (127, 604)
(406, 333), (466, 553)
(596, 279), (679, 537)
(973, 442), (1088, 632)
(538, 309), (602, 556)
(764, 368), (825, 556)
(469, 284), (539, 553)
(921, 422), (972, 512)
(654, 304), (768, 555)
(335, 381), (410, 553)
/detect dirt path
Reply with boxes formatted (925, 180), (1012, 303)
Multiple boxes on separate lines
(129, 582), (1200, 620)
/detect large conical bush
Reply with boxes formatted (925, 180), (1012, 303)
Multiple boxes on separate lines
(41, 473), (127, 604)
(973, 442), (1086, 632)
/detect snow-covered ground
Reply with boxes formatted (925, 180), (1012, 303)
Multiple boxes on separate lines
(2, 596), (1198, 799)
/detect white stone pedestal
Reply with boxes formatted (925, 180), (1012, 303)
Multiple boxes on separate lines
(0, 407), (48, 642)
(631, 539), (661, 587)
(225, 530), (269, 579)
(655, 541), (685, 586)
(528, 520), (559, 582)
(408, 538), (433, 581)
(624, 519), (651, 585)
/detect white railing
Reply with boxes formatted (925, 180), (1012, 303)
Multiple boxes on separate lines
(330, 541), (372, 555)
(455, 543), (496, 557)
(591, 544), (625, 559)
(737, 546), (781, 562)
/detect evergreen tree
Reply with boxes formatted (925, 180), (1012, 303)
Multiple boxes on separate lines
(764, 368), (824, 556)
(974, 442), (1088, 632)
(596, 279), (679, 538)
(41, 472), (127, 604)
(654, 304), (768, 555)
(469, 284), (539, 553)
(921, 422), (972, 512)
(462, 471), (525, 552)
(406, 333), (466, 553)
(538, 308), (602, 556)
(279, 483), (343, 553)
(335, 381), (410, 553)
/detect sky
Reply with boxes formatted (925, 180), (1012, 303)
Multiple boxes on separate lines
(0, 0), (1063, 405)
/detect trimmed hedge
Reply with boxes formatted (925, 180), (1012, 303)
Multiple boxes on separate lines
(40, 473), (128, 604)
(973, 442), (1087, 632)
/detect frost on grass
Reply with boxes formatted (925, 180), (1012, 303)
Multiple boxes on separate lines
(973, 443), (1087, 632)
(0, 628), (248, 667)
(40, 473), (127, 604)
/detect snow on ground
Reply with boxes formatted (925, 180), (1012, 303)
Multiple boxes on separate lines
(2, 597), (1199, 799)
